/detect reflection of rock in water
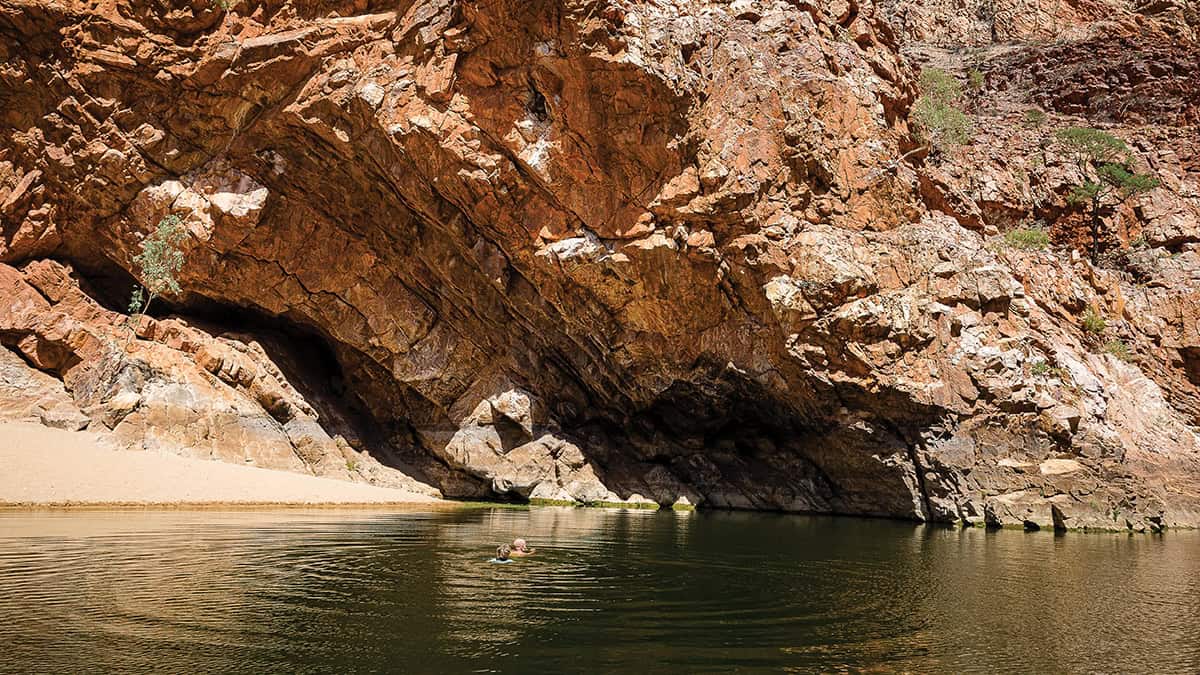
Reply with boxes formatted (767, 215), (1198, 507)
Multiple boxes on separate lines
(3, 509), (1199, 672)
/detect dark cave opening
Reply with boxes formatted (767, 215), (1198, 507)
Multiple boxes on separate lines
(550, 370), (848, 512)
(176, 297), (466, 490)
(632, 375), (815, 452)
(49, 254), (145, 317)
(62, 254), (473, 493)
(60, 251), (390, 448)
(527, 83), (550, 122)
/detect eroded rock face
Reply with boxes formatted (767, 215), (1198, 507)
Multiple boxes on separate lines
(0, 259), (441, 495)
(2, 0), (1199, 528)
(880, 0), (1198, 47)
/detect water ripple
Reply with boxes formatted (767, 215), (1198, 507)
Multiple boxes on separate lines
(1, 510), (1198, 674)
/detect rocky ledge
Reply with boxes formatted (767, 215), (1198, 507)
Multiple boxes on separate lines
(2, 0), (1198, 530)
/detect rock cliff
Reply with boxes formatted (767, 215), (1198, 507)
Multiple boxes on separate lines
(3, 0), (1198, 529)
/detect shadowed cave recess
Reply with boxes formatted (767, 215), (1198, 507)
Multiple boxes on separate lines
(200, 289), (907, 516)
(38, 242), (934, 518)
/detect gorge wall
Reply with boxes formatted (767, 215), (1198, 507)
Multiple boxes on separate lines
(3, 0), (1199, 530)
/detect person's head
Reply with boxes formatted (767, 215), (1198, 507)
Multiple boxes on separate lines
(512, 538), (528, 552)
(496, 544), (511, 560)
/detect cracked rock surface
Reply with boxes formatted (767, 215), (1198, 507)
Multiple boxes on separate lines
(2, 0), (1199, 528)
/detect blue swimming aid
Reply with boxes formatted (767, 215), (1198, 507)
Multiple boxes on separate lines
(488, 558), (513, 564)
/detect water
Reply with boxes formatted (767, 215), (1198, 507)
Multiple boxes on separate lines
(1, 508), (1197, 674)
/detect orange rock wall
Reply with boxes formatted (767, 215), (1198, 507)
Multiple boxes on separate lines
(2, 0), (1199, 528)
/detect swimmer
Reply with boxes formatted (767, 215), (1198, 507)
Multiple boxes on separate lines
(510, 538), (536, 556)
(490, 544), (513, 563)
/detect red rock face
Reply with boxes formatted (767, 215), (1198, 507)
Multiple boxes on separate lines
(2, 0), (1199, 529)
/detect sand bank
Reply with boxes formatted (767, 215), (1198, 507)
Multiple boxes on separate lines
(0, 422), (439, 507)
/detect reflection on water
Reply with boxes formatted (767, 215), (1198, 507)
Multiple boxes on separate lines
(1, 508), (1198, 673)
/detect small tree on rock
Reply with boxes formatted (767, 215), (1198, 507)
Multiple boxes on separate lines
(127, 214), (186, 337)
(911, 68), (973, 160)
(1054, 127), (1158, 264)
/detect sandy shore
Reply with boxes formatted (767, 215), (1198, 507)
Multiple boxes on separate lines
(0, 422), (439, 507)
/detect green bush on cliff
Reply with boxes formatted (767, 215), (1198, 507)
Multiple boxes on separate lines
(912, 68), (973, 158)
(1004, 226), (1050, 250)
(1031, 362), (1070, 382)
(917, 68), (962, 103)
(1081, 308), (1106, 334)
(127, 214), (187, 334)
(1102, 339), (1133, 362)
(1054, 127), (1159, 264)
(967, 69), (985, 92)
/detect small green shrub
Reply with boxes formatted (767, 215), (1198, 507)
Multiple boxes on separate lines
(1004, 226), (1050, 250)
(918, 68), (962, 102)
(912, 68), (973, 157)
(1081, 308), (1106, 334)
(126, 214), (187, 340)
(913, 98), (972, 155)
(346, 459), (359, 472)
(127, 287), (145, 315)
(1029, 362), (1070, 382)
(1102, 339), (1133, 362)
(1024, 109), (1048, 127)
(134, 214), (186, 299)
(967, 69), (985, 91)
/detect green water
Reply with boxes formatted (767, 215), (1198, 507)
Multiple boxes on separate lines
(1, 508), (1197, 673)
